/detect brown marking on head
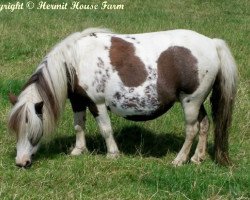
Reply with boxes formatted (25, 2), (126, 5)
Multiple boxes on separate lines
(22, 65), (60, 121)
(8, 104), (25, 133)
(109, 37), (148, 87)
(66, 67), (99, 117)
(9, 101), (44, 139)
(8, 62), (59, 136)
(157, 46), (199, 105)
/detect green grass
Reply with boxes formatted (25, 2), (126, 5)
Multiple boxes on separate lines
(0, 0), (249, 199)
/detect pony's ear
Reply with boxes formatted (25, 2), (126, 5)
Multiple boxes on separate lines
(9, 93), (18, 105)
(34, 101), (44, 115)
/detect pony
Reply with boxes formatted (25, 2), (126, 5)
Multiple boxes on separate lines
(8, 28), (237, 168)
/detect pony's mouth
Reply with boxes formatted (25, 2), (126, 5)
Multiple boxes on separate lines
(15, 154), (33, 168)
(16, 160), (32, 168)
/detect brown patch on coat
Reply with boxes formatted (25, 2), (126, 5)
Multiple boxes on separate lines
(127, 46), (199, 122)
(109, 37), (148, 87)
(66, 67), (99, 117)
(157, 46), (199, 106)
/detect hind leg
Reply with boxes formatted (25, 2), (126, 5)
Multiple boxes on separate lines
(71, 110), (89, 155)
(172, 99), (200, 166)
(191, 105), (210, 164)
(95, 104), (119, 158)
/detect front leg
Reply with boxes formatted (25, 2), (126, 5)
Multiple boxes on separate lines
(71, 111), (88, 156)
(95, 104), (119, 158)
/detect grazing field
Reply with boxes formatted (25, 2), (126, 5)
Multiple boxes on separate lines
(0, 0), (249, 199)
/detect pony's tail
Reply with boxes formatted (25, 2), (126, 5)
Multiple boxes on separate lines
(210, 39), (237, 166)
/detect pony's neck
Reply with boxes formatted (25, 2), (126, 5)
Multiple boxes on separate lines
(18, 29), (92, 135)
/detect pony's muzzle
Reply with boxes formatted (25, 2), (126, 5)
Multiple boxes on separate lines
(15, 156), (32, 168)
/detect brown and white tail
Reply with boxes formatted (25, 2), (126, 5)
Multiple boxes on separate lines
(210, 39), (237, 166)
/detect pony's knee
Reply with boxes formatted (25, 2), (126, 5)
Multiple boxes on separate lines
(99, 125), (113, 138)
(74, 125), (82, 132)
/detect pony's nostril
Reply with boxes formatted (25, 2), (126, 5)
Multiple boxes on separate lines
(25, 160), (32, 168)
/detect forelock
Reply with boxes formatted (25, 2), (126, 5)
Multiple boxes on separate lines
(8, 102), (43, 142)
(8, 102), (26, 135)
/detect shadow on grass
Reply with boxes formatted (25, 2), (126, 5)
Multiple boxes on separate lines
(11, 124), (216, 164)
(115, 125), (185, 157)
(35, 125), (186, 160)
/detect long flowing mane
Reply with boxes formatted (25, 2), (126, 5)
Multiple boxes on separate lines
(8, 28), (113, 136)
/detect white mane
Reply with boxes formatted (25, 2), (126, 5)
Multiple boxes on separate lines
(9, 27), (113, 137)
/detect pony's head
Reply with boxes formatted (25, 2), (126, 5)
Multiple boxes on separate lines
(6, 28), (93, 167)
(8, 93), (44, 168)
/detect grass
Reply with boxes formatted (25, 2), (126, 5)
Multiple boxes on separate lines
(0, 0), (249, 199)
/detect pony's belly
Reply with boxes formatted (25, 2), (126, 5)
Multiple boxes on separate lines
(105, 83), (162, 120)
(107, 94), (176, 121)
(108, 101), (160, 117)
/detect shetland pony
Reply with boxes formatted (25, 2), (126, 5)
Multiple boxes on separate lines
(8, 28), (237, 168)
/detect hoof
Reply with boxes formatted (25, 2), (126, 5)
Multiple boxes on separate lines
(171, 157), (187, 167)
(107, 152), (120, 159)
(191, 154), (205, 165)
(70, 147), (88, 156)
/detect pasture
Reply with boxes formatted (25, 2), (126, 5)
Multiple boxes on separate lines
(0, 0), (249, 199)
